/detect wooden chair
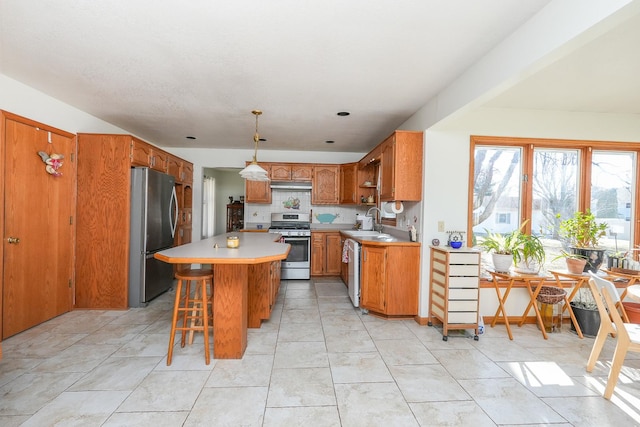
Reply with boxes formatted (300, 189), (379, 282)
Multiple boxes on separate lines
(167, 268), (214, 365)
(586, 273), (640, 399)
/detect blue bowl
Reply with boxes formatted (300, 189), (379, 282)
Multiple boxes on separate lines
(450, 241), (463, 249)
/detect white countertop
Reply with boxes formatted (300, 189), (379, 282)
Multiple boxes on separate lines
(155, 232), (290, 264)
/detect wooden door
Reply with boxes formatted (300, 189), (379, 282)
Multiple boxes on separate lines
(325, 233), (342, 275)
(312, 165), (340, 204)
(361, 246), (386, 312)
(380, 136), (395, 200)
(2, 113), (75, 338)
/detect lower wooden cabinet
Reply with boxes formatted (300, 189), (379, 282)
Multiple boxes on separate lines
(360, 244), (420, 316)
(311, 231), (342, 276)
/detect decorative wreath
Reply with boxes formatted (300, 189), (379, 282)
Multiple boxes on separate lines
(37, 151), (64, 177)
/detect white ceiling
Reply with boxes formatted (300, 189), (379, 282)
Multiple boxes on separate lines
(4, 1), (635, 154)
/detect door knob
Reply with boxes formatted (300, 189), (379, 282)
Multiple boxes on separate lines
(7, 237), (20, 244)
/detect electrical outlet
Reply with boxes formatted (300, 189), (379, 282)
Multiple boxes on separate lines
(438, 221), (445, 232)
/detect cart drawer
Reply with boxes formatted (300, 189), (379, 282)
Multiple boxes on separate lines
(447, 311), (478, 323)
(449, 288), (478, 300)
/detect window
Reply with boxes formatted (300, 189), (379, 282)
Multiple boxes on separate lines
(495, 213), (511, 224)
(470, 136), (639, 272)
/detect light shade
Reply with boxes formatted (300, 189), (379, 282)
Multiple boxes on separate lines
(239, 162), (269, 181)
(240, 109), (270, 182)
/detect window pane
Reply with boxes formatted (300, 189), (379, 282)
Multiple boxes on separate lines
(472, 146), (522, 236)
(591, 151), (636, 255)
(532, 149), (579, 269)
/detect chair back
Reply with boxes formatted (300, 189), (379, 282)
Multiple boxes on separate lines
(600, 282), (630, 342)
(587, 275), (615, 335)
(589, 272), (621, 304)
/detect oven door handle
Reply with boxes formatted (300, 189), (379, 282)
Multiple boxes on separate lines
(282, 237), (310, 242)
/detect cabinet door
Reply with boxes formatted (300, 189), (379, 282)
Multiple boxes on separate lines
(245, 163), (271, 203)
(181, 162), (193, 183)
(312, 165), (340, 204)
(340, 163), (357, 204)
(291, 165), (312, 181)
(325, 233), (343, 275)
(379, 136), (395, 200)
(271, 164), (291, 180)
(167, 155), (182, 180)
(151, 148), (168, 172)
(361, 246), (386, 312)
(311, 233), (325, 276)
(130, 138), (152, 167)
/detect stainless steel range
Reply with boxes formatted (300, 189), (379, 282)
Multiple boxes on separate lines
(268, 213), (311, 280)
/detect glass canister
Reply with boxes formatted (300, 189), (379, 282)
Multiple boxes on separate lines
(226, 235), (240, 248)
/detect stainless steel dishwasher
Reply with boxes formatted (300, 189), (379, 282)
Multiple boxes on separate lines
(346, 238), (361, 307)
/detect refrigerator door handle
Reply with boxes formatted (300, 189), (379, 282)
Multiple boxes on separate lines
(170, 186), (178, 238)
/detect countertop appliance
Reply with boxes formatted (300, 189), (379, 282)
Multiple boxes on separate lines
(346, 238), (361, 307)
(356, 214), (373, 231)
(268, 212), (311, 279)
(129, 167), (178, 307)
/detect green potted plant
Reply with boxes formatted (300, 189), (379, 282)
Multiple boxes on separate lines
(513, 233), (546, 274)
(557, 210), (608, 273)
(477, 227), (522, 272)
(556, 210), (608, 336)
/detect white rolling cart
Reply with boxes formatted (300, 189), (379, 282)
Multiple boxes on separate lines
(428, 245), (481, 341)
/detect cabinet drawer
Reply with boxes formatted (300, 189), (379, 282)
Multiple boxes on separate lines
(449, 265), (479, 276)
(449, 288), (478, 300)
(449, 252), (480, 264)
(448, 276), (479, 288)
(449, 300), (478, 311)
(447, 312), (478, 324)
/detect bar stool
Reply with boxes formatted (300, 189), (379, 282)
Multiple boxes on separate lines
(167, 268), (214, 365)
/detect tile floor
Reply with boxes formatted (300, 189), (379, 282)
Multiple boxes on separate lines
(0, 277), (639, 426)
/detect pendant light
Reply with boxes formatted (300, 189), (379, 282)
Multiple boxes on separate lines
(239, 110), (270, 181)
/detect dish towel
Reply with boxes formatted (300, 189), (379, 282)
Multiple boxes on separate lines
(342, 241), (349, 263)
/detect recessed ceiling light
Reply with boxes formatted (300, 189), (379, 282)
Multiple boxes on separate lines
(325, 140), (335, 144)
(186, 136), (196, 140)
(336, 112), (350, 116)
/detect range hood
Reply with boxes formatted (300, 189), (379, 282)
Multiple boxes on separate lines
(270, 181), (312, 190)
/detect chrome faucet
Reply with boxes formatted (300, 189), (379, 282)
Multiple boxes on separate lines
(366, 207), (383, 232)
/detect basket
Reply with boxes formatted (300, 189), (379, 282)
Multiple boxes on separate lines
(536, 286), (566, 304)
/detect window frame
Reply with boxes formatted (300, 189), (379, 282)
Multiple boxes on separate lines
(468, 135), (640, 250)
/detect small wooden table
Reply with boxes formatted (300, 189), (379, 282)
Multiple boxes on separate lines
(603, 269), (640, 300)
(547, 270), (593, 338)
(489, 270), (553, 340)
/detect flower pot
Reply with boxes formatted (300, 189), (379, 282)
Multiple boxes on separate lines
(622, 302), (640, 324)
(492, 253), (513, 273)
(570, 302), (600, 337)
(566, 257), (587, 275)
(571, 248), (605, 273)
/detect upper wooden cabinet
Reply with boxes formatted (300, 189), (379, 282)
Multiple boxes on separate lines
(312, 164), (340, 204)
(130, 137), (168, 172)
(181, 162), (193, 183)
(271, 163), (312, 181)
(378, 131), (423, 202)
(245, 162), (272, 203)
(167, 155), (182, 180)
(340, 163), (358, 204)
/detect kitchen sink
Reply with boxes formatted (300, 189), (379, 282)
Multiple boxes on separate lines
(344, 230), (397, 241)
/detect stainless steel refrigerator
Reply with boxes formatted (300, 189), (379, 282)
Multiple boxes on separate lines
(129, 167), (178, 307)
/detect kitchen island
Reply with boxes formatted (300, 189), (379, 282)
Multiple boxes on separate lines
(155, 232), (290, 359)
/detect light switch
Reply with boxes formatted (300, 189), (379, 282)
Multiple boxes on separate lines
(438, 221), (445, 232)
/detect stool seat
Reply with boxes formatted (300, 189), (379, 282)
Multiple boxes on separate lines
(167, 268), (214, 365)
(175, 268), (213, 280)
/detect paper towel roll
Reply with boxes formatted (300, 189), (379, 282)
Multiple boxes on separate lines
(383, 202), (404, 214)
(391, 202), (404, 214)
